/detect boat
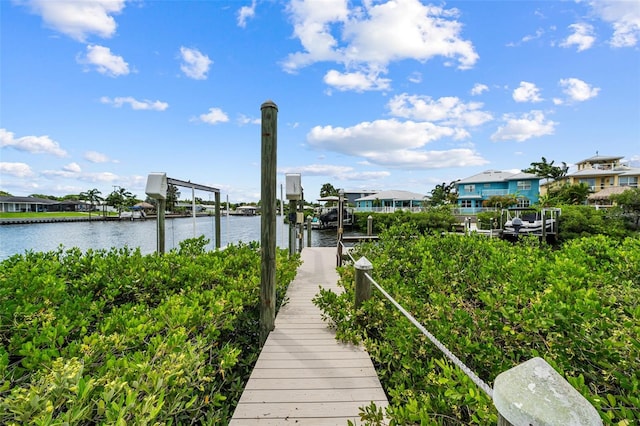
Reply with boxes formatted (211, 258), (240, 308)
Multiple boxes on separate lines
(502, 208), (559, 237)
(312, 207), (353, 230)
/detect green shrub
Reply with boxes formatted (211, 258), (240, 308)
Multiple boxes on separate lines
(315, 230), (640, 425)
(0, 238), (300, 424)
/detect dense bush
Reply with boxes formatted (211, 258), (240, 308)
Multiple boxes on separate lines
(558, 205), (631, 242)
(0, 237), (300, 424)
(314, 227), (640, 425)
(354, 207), (458, 235)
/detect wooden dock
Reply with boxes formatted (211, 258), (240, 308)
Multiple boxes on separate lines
(230, 247), (388, 425)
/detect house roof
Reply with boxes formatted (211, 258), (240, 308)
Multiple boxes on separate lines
(588, 186), (632, 200)
(506, 172), (538, 181)
(456, 170), (538, 185)
(355, 190), (427, 202)
(0, 196), (59, 204)
(566, 166), (640, 178)
(576, 155), (623, 164)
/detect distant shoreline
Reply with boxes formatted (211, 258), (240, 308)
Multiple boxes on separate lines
(0, 213), (221, 225)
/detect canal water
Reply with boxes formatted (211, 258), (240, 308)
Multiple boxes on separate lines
(0, 215), (353, 261)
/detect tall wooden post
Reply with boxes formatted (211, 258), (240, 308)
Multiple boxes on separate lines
(157, 199), (166, 254)
(214, 191), (221, 249)
(260, 100), (278, 346)
(289, 200), (296, 256)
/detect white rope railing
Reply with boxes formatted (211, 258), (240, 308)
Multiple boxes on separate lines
(363, 271), (494, 399)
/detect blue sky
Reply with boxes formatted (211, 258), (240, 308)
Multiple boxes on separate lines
(1, 0), (639, 203)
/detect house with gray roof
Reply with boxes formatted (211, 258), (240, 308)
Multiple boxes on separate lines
(455, 170), (540, 213)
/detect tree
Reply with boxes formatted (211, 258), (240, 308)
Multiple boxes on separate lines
(610, 187), (640, 228)
(79, 188), (103, 218)
(166, 184), (180, 212)
(523, 157), (569, 181)
(483, 194), (517, 208)
(105, 187), (135, 214)
(320, 183), (338, 199)
(553, 183), (591, 205)
(429, 181), (458, 206)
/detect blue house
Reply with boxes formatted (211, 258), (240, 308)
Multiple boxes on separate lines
(455, 170), (540, 213)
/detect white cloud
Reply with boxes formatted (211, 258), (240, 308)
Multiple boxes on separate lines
(589, 0), (640, 47)
(0, 162), (34, 178)
(63, 162), (81, 173)
(513, 81), (543, 103)
(80, 172), (119, 183)
(283, 0), (478, 90)
(100, 96), (169, 111)
(560, 23), (596, 51)
(237, 114), (261, 126)
(237, 0), (257, 28)
(491, 110), (556, 142)
(0, 128), (68, 157)
(196, 107), (229, 125)
(20, 0), (125, 42)
(306, 118), (487, 169)
(78, 45), (129, 77)
(179, 47), (212, 80)
(323, 69), (391, 92)
(387, 94), (493, 127)
(470, 83), (488, 96)
(363, 148), (488, 169)
(279, 164), (390, 180)
(559, 78), (600, 102)
(84, 151), (111, 163)
(408, 72), (422, 84)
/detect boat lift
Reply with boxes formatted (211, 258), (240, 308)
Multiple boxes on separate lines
(145, 172), (221, 253)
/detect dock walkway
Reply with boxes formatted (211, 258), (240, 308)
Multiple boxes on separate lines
(230, 247), (388, 425)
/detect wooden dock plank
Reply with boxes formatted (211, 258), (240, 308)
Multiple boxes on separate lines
(230, 247), (388, 425)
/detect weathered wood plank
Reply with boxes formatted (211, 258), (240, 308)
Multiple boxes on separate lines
(232, 400), (385, 419)
(249, 367), (378, 379)
(254, 358), (371, 369)
(236, 388), (388, 403)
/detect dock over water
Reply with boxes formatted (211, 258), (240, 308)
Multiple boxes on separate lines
(230, 247), (388, 425)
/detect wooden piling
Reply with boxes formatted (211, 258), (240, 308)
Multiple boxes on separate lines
(355, 257), (373, 309)
(260, 100), (278, 346)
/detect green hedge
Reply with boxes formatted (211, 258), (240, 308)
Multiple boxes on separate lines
(314, 228), (639, 425)
(0, 237), (300, 424)
(353, 208), (458, 235)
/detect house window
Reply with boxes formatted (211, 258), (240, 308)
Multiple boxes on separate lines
(460, 200), (472, 208)
(517, 181), (531, 191)
(620, 176), (638, 187)
(464, 184), (475, 192)
(579, 178), (596, 190)
(516, 198), (530, 208)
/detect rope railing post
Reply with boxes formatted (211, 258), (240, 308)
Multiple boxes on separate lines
(354, 257), (373, 309)
(367, 215), (373, 236)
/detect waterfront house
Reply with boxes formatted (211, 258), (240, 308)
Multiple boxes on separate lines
(354, 190), (428, 213)
(0, 196), (89, 213)
(455, 170), (540, 214)
(561, 155), (639, 205)
(538, 154), (640, 206)
(342, 190), (380, 205)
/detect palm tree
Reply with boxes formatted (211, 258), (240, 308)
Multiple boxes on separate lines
(106, 187), (134, 215)
(79, 188), (103, 218)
